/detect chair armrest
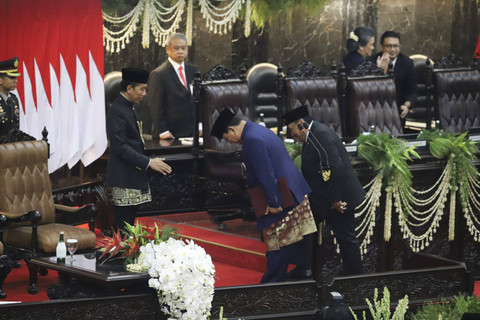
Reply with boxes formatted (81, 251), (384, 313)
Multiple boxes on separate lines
(54, 203), (97, 232)
(0, 210), (41, 224)
(0, 211), (41, 251)
(205, 149), (242, 163)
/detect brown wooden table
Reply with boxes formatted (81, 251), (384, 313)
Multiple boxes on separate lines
(30, 253), (151, 299)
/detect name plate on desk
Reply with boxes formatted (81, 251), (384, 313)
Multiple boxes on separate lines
(406, 140), (427, 149)
(469, 134), (480, 142)
(345, 145), (357, 155)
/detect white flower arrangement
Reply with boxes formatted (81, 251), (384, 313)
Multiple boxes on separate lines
(137, 238), (216, 320)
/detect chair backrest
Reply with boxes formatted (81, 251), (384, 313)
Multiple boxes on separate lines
(346, 76), (403, 137)
(201, 80), (249, 152)
(200, 80), (249, 181)
(247, 63), (278, 127)
(408, 55), (434, 124)
(433, 68), (480, 132)
(285, 78), (342, 137)
(0, 141), (55, 226)
(104, 71), (122, 110)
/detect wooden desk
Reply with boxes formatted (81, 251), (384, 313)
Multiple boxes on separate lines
(30, 254), (151, 299)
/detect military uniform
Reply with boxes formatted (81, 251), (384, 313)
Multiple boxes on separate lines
(0, 57), (21, 137)
(0, 92), (20, 136)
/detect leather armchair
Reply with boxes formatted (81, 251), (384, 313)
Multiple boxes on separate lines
(285, 77), (343, 137)
(346, 76), (403, 138)
(433, 68), (480, 132)
(407, 55), (434, 128)
(247, 63), (279, 128)
(104, 71), (122, 110)
(0, 140), (97, 294)
(0, 214), (12, 299)
(200, 80), (252, 228)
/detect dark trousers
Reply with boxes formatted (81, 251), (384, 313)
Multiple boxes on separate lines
(260, 245), (291, 283)
(113, 205), (137, 231)
(292, 209), (363, 276)
(326, 209), (364, 275)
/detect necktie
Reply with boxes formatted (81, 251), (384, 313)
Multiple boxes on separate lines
(178, 66), (187, 89)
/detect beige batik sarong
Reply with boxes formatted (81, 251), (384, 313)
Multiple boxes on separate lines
(262, 195), (317, 251)
(111, 186), (152, 206)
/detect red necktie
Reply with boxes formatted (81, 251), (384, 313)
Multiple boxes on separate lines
(179, 66), (187, 89)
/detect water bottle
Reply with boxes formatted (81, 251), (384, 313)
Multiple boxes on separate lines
(56, 232), (66, 263)
(258, 113), (266, 127)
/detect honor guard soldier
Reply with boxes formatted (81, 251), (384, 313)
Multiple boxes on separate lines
(0, 57), (21, 137)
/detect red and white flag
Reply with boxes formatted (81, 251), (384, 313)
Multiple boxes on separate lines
(0, 0), (106, 173)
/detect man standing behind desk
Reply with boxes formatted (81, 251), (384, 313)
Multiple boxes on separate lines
(107, 68), (172, 231)
(0, 57), (21, 137)
(369, 31), (417, 128)
(148, 33), (198, 140)
(283, 106), (364, 276)
(211, 108), (317, 283)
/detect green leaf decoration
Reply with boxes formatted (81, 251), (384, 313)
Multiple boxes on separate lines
(357, 133), (420, 195)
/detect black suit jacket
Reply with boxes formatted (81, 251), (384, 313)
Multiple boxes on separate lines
(0, 93), (20, 136)
(147, 60), (198, 138)
(301, 120), (365, 222)
(106, 94), (151, 190)
(369, 52), (417, 107)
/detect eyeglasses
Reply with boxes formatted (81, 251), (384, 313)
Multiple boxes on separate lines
(383, 44), (401, 49)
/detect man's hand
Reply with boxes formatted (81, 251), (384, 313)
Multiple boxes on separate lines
(376, 52), (390, 72)
(331, 201), (347, 213)
(159, 131), (175, 140)
(266, 206), (282, 215)
(399, 105), (409, 118)
(150, 158), (172, 175)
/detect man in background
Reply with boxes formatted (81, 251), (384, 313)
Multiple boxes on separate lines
(147, 33), (198, 140)
(107, 68), (172, 231)
(370, 31), (417, 128)
(0, 57), (21, 137)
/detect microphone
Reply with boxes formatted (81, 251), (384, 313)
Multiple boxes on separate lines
(301, 122), (330, 167)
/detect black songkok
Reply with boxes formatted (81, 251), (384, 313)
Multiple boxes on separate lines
(122, 68), (149, 84)
(282, 105), (309, 125)
(211, 108), (235, 140)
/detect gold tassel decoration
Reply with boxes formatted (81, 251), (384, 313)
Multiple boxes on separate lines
(449, 186), (457, 241)
(384, 186), (392, 242)
(186, 0), (193, 46)
(244, 0), (251, 38)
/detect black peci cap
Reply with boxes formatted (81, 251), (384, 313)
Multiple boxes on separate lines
(211, 108), (235, 140)
(282, 105), (309, 125)
(122, 68), (149, 84)
(0, 57), (21, 77)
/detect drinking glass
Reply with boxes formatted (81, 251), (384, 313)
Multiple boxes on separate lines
(66, 239), (78, 262)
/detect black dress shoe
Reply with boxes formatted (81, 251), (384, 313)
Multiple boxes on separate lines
(286, 267), (312, 280)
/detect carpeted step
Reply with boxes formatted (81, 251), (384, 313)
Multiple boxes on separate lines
(137, 216), (268, 273)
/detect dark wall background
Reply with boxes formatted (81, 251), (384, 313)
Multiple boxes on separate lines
(103, 0), (480, 75)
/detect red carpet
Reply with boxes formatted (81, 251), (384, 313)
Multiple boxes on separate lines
(2, 214), (479, 303)
(1, 214), (265, 303)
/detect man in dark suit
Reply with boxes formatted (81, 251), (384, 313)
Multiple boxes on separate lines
(283, 105), (364, 276)
(211, 108), (316, 283)
(147, 33), (199, 139)
(369, 31), (417, 128)
(106, 68), (172, 230)
(0, 57), (21, 137)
